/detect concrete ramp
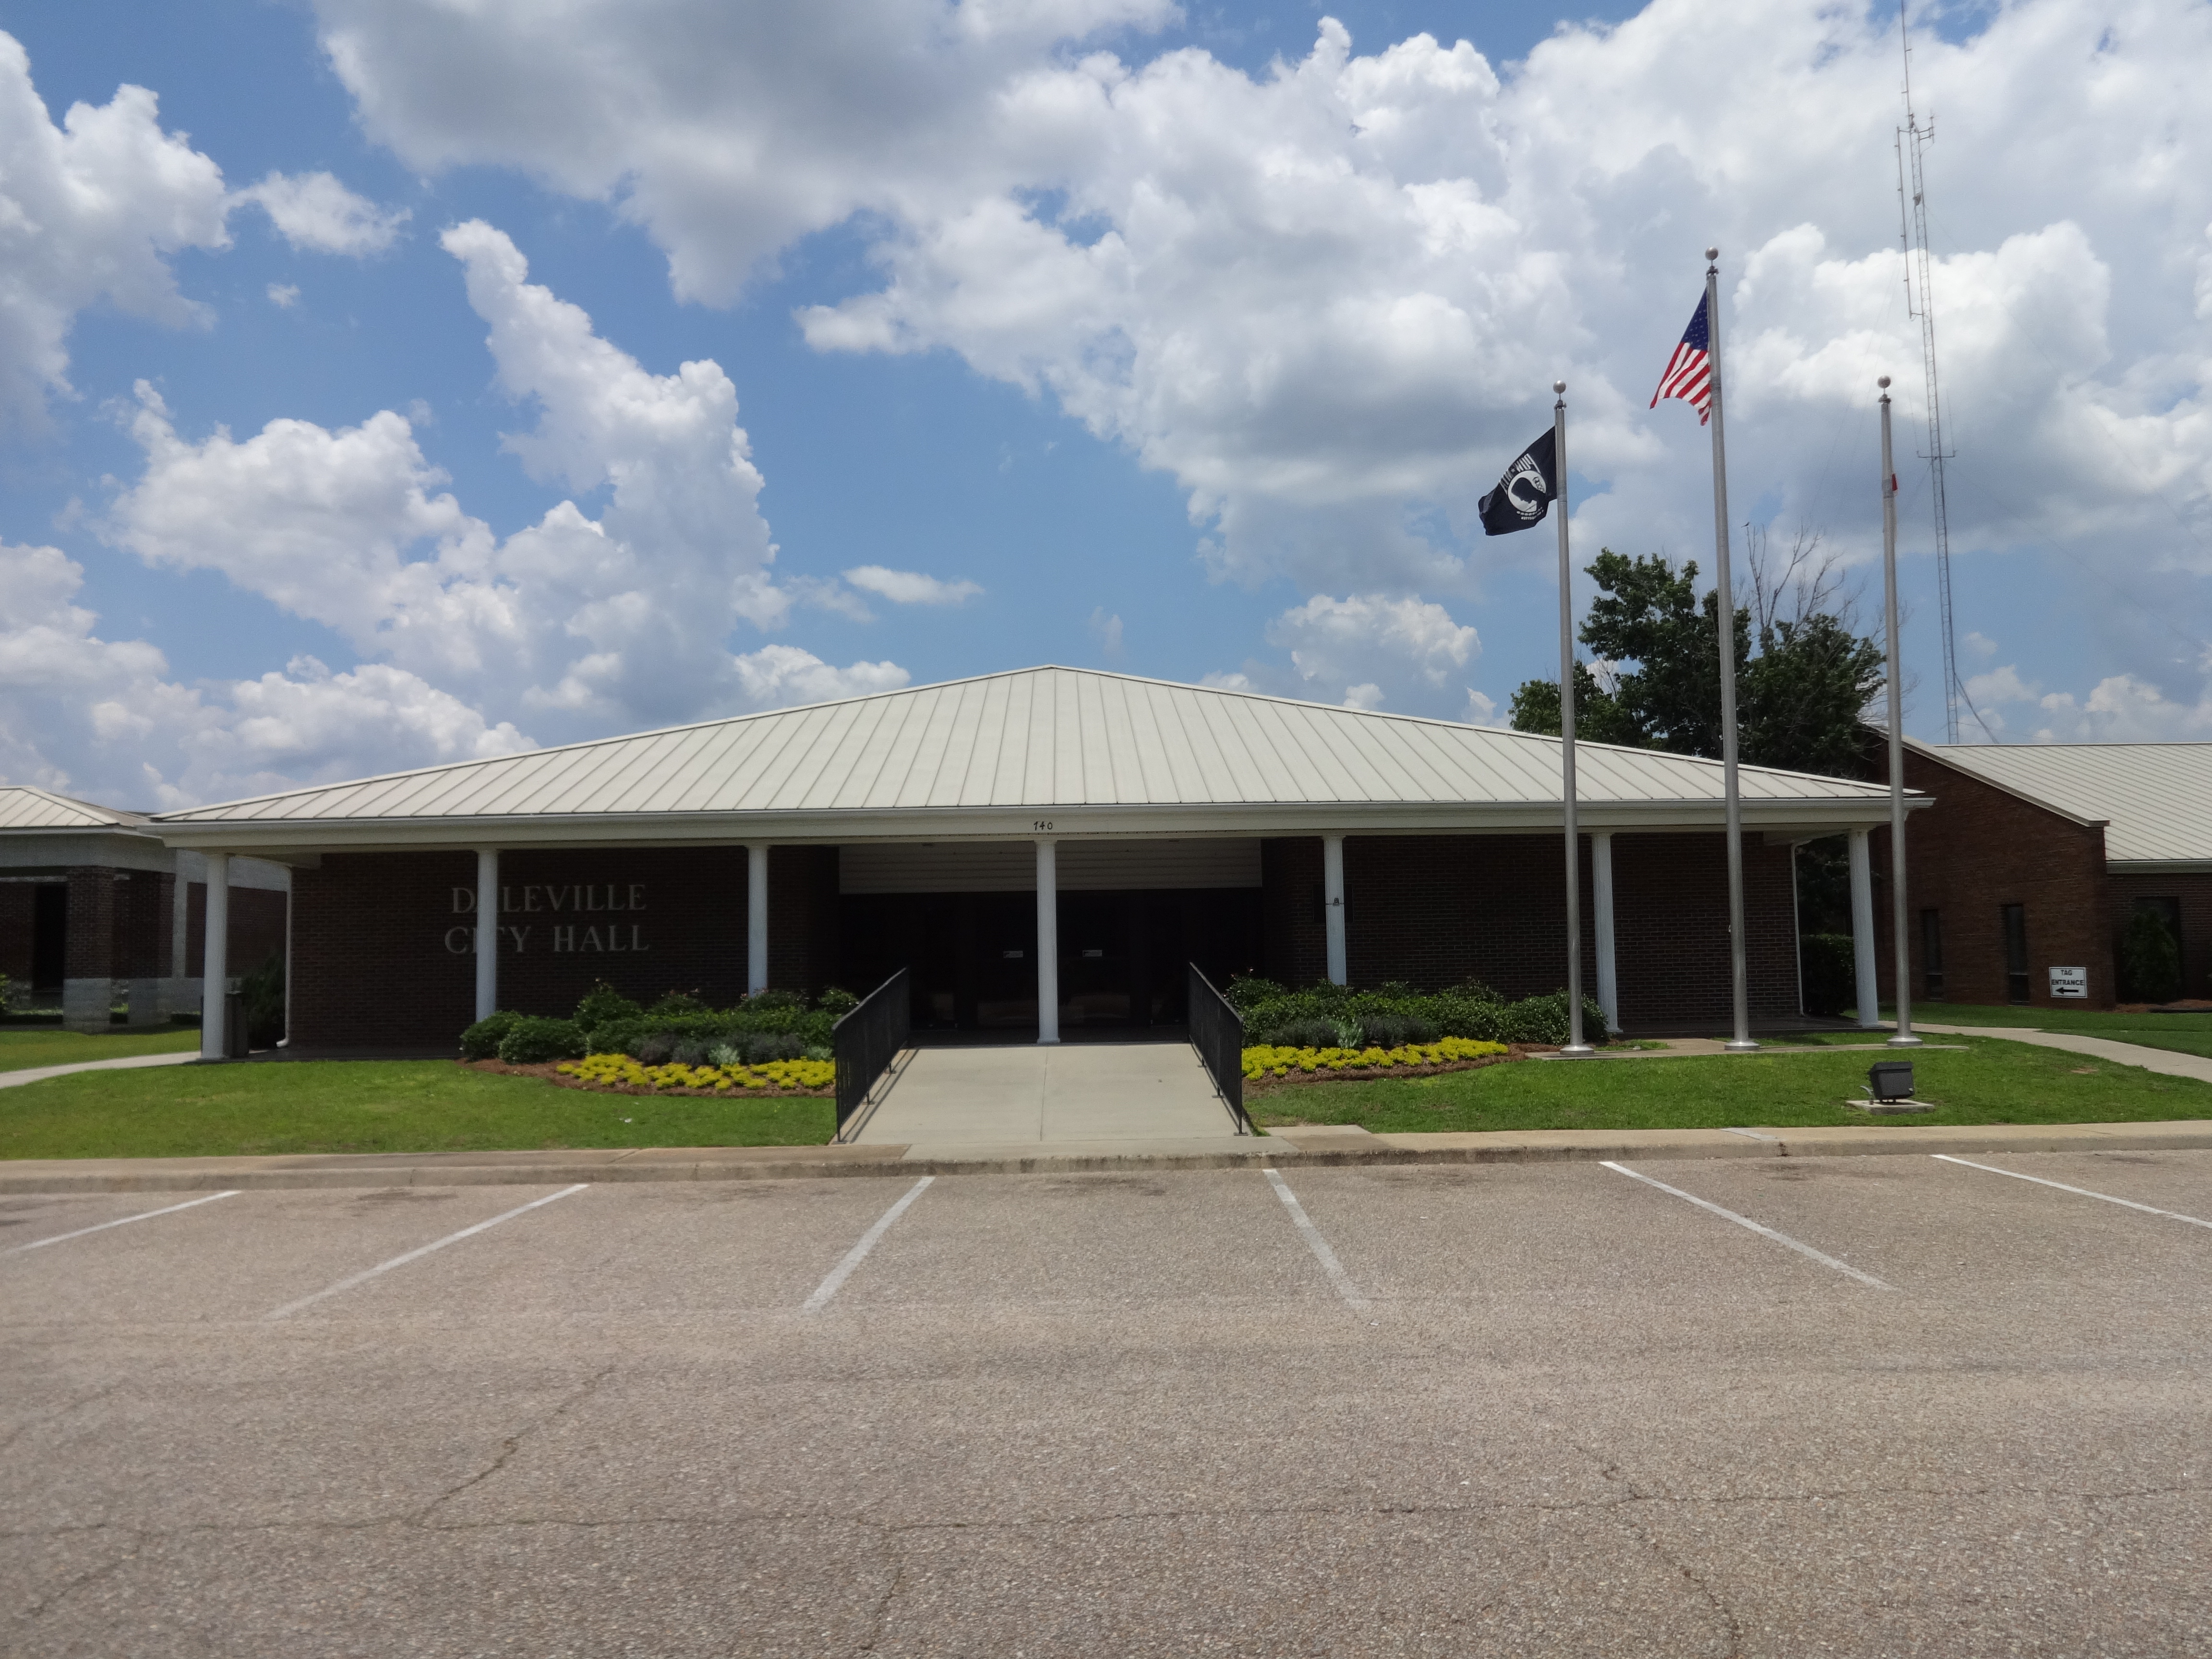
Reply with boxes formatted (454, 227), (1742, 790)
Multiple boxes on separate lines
(850, 1042), (1238, 1148)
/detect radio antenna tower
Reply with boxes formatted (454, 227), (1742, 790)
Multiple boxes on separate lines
(1895, 1), (1963, 743)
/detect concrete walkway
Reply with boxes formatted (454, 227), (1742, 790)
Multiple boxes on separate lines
(1916, 1022), (2212, 1084)
(0, 1050), (198, 1091)
(846, 1041), (1243, 1151)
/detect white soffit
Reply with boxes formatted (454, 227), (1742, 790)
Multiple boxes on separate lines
(159, 666), (1902, 829)
(841, 838), (1263, 894)
(1917, 740), (2212, 865)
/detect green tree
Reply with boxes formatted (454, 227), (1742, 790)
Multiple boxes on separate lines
(1510, 538), (1885, 779)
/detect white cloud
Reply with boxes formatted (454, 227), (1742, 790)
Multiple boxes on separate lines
(90, 219), (908, 790)
(233, 169), (409, 254)
(267, 282), (301, 308)
(305, 0), (2212, 719)
(2032, 675), (2212, 743)
(843, 564), (984, 605)
(0, 541), (529, 806)
(730, 645), (908, 711)
(1088, 606), (1123, 658)
(1252, 592), (1480, 710)
(0, 35), (231, 430)
(1465, 688), (1501, 725)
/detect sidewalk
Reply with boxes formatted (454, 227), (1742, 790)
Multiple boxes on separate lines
(7, 1117), (2211, 1194)
(0, 1051), (198, 1091)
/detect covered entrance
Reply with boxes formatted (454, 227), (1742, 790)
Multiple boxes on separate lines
(837, 840), (1262, 1034)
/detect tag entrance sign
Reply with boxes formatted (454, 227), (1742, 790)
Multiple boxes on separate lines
(2049, 966), (2088, 999)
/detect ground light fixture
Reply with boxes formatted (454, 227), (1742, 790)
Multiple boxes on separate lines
(1867, 1059), (1915, 1102)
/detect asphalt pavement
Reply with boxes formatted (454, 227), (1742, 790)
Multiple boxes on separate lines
(6, 1149), (2212, 1655)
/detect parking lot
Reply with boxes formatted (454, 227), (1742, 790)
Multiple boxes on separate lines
(6, 1150), (2212, 1656)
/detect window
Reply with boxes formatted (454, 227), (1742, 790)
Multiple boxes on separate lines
(1920, 908), (1945, 1001)
(2001, 903), (2029, 1005)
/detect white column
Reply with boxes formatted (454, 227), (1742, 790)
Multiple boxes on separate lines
(746, 844), (771, 996)
(475, 848), (499, 1022)
(1322, 833), (1348, 986)
(1592, 830), (1620, 1034)
(200, 853), (230, 1059)
(165, 866), (192, 1016)
(1035, 839), (1060, 1044)
(1848, 827), (1880, 1028)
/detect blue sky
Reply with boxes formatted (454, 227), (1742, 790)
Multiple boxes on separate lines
(3, 0), (2209, 806)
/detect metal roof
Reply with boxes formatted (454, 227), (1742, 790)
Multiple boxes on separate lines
(0, 785), (154, 833)
(154, 667), (1908, 846)
(1914, 739), (2212, 866)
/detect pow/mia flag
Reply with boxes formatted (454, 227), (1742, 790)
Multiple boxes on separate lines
(1478, 427), (1558, 536)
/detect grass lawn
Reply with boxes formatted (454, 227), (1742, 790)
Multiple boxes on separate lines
(1851, 1002), (2212, 1062)
(0, 1027), (203, 1074)
(0, 1060), (835, 1161)
(1251, 1034), (2212, 1135)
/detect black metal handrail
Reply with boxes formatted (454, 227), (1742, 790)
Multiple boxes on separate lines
(1187, 962), (1250, 1134)
(834, 966), (911, 1138)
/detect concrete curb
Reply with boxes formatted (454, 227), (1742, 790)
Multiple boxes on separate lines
(6, 1118), (2212, 1193)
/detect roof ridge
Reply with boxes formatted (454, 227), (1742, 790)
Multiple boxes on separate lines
(157, 664), (1896, 822)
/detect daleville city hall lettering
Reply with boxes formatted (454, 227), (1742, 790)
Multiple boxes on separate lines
(444, 883), (651, 955)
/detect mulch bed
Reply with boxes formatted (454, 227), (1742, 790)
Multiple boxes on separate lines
(1243, 1046), (1546, 1093)
(457, 1058), (834, 1099)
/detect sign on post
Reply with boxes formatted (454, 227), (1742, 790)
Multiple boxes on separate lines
(2048, 966), (2088, 999)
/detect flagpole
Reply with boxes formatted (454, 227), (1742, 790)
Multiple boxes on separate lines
(1879, 376), (1921, 1049)
(1706, 248), (1757, 1052)
(1555, 380), (1593, 1057)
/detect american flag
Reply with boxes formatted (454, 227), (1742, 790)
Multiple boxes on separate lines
(1650, 293), (1713, 424)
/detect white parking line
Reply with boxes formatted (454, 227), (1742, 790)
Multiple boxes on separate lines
(264, 1184), (589, 1321)
(4, 1190), (240, 1255)
(1933, 1154), (2212, 1229)
(802, 1176), (934, 1313)
(1262, 1167), (1370, 1310)
(1600, 1162), (1894, 1290)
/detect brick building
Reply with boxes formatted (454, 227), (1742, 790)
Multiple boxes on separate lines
(0, 786), (289, 1032)
(1867, 741), (2212, 1011)
(148, 668), (1921, 1055)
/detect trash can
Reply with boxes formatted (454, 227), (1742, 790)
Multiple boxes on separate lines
(1867, 1059), (1914, 1102)
(224, 992), (250, 1059)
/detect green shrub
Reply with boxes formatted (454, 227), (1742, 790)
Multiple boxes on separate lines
(1224, 974), (1286, 1013)
(1798, 933), (1857, 1017)
(1240, 980), (1600, 1048)
(2120, 907), (2184, 1003)
(745, 988), (806, 1012)
(497, 1016), (588, 1064)
(573, 982), (642, 1034)
(817, 986), (861, 1020)
(646, 989), (711, 1017)
(240, 950), (287, 1048)
(459, 1010), (522, 1060)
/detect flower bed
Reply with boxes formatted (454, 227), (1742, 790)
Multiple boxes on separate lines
(553, 1052), (835, 1097)
(1243, 1035), (1514, 1084)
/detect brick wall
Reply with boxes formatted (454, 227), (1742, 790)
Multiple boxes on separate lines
(0, 884), (37, 984)
(63, 867), (118, 981)
(2109, 871), (2212, 1001)
(1260, 838), (1327, 987)
(118, 871), (173, 978)
(1257, 830), (1796, 1024)
(292, 847), (770, 1049)
(185, 884), (290, 978)
(1872, 749), (2114, 1009)
(767, 845), (842, 996)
